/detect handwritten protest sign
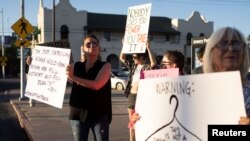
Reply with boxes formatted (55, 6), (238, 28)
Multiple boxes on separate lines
(135, 71), (245, 141)
(37, 39), (74, 63)
(122, 3), (152, 54)
(25, 46), (71, 108)
(141, 68), (179, 79)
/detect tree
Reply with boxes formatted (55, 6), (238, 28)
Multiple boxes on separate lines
(32, 26), (41, 42)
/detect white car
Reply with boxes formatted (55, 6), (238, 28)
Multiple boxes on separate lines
(120, 67), (130, 75)
(110, 70), (128, 90)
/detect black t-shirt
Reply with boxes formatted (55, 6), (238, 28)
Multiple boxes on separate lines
(69, 60), (112, 123)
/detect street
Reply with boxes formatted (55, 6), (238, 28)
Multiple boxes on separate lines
(0, 79), (29, 141)
(0, 78), (129, 141)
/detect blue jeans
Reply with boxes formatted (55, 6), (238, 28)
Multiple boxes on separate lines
(70, 116), (109, 141)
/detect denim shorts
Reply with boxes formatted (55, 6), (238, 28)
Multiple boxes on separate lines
(128, 94), (137, 109)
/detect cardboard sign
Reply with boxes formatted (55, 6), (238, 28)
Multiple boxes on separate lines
(135, 71), (246, 141)
(141, 68), (179, 79)
(122, 3), (152, 54)
(25, 46), (71, 108)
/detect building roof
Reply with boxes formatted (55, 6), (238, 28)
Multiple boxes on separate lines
(85, 13), (180, 34)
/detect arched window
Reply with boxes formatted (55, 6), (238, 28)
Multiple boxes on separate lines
(186, 32), (192, 45)
(165, 34), (170, 41)
(60, 25), (69, 40)
(104, 31), (110, 41)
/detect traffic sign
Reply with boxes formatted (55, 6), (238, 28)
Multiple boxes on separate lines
(0, 56), (8, 66)
(15, 39), (31, 47)
(17, 48), (31, 58)
(11, 17), (34, 39)
(1, 62), (6, 66)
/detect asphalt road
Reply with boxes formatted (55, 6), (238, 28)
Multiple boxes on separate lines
(0, 79), (30, 141)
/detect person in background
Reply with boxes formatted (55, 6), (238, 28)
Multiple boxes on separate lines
(202, 27), (250, 125)
(120, 41), (156, 141)
(192, 46), (205, 74)
(129, 50), (186, 130)
(66, 34), (112, 141)
(160, 50), (186, 75)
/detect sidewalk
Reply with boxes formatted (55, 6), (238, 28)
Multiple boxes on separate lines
(10, 87), (129, 141)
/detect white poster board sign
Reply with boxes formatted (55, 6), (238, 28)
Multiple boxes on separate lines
(25, 46), (71, 108)
(122, 3), (152, 54)
(135, 71), (246, 141)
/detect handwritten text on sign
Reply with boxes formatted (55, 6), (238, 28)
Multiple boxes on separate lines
(135, 71), (245, 141)
(25, 46), (71, 108)
(141, 68), (179, 79)
(122, 3), (151, 54)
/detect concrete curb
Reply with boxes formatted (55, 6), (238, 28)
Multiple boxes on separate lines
(10, 100), (35, 141)
(8, 90), (130, 141)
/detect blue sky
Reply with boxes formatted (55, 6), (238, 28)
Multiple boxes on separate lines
(1, 0), (250, 38)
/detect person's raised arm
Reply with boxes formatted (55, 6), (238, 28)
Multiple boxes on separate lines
(120, 49), (126, 64)
(146, 42), (156, 68)
(66, 63), (111, 90)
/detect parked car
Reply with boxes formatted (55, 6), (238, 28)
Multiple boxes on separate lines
(120, 67), (129, 75)
(110, 70), (128, 90)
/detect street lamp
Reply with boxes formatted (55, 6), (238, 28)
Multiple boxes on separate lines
(19, 0), (25, 100)
(1, 9), (5, 79)
(52, 0), (55, 42)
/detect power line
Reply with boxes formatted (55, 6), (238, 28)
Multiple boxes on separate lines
(155, 0), (250, 6)
(202, 0), (250, 4)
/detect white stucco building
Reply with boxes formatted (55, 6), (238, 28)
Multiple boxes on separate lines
(37, 0), (213, 71)
(172, 11), (213, 57)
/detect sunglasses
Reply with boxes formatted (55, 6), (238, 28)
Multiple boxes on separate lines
(132, 56), (138, 59)
(160, 62), (172, 69)
(216, 40), (245, 51)
(85, 41), (98, 48)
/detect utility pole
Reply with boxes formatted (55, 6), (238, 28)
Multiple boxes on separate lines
(19, 0), (25, 100)
(52, 0), (55, 42)
(1, 9), (5, 79)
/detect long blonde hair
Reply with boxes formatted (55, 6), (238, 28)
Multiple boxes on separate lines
(203, 27), (249, 79)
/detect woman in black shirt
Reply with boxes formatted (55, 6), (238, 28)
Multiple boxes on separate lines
(66, 34), (111, 141)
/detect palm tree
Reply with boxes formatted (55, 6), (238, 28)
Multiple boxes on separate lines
(32, 26), (41, 43)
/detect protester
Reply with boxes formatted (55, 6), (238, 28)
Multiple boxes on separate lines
(120, 41), (156, 141)
(66, 34), (112, 141)
(191, 46), (205, 74)
(160, 50), (185, 75)
(129, 28), (250, 140)
(202, 27), (250, 125)
(128, 50), (186, 130)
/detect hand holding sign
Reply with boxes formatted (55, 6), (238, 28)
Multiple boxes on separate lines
(66, 64), (74, 82)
